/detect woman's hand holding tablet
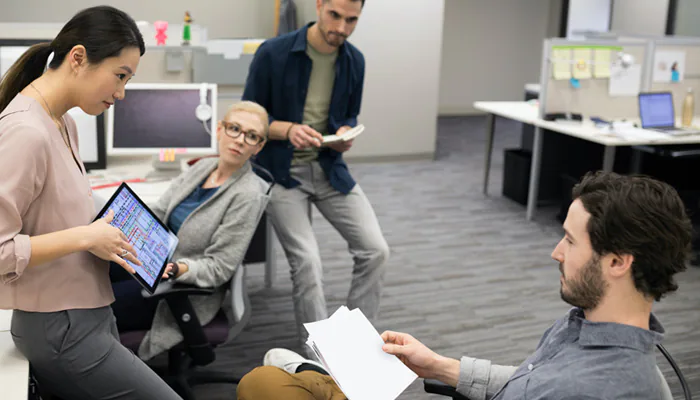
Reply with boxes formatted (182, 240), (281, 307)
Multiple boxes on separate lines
(94, 183), (180, 294)
(86, 209), (143, 273)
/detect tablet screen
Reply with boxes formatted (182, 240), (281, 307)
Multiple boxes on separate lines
(95, 183), (178, 293)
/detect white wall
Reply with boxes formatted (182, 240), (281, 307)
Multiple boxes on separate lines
(353, 1), (444, 159)
(566, 0), (611, 40)
(610, 0), (669, 36)
(438, 0), (554, 115)
(0, 0), (445, 161)
(0, 0), (275, 39)
(674, 0), (700, 37)
(299, 0), (445, 160)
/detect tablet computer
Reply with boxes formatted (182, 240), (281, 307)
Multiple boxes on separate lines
(94, 182), (179, 294)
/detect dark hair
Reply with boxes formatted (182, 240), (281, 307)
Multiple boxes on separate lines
(572, 171), (692, 301)
(324, 0), (366, 7)
(0, 6), (145, 113)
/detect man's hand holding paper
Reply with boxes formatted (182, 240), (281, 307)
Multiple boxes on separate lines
(304, 306), (418, 400)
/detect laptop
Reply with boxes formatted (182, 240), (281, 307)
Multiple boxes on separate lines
(638, 92), (700, 136)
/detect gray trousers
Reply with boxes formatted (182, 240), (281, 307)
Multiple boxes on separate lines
(268, 162), (390, 342)
(11, 306), (181, 400)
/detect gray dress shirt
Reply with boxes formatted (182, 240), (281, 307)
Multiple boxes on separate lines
(458, 308), (666, 400)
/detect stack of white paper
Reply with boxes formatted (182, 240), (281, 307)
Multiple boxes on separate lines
(304, 306), (418, 400)
(614, 127), (670, 141)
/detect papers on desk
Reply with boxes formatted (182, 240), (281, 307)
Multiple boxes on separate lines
(603, 126), (670, 141)
(593, 49), (611, 78)
(572, 48), (592, 80)
(304, 306), (418, 400)
(609, 64), (641, 97)
(552, 49), (572, 80)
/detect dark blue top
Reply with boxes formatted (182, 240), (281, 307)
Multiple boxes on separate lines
(242, 23), (365, 195)
(167, 182), (218, 234)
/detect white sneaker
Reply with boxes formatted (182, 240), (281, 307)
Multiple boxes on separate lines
(263, 348), (328, 374)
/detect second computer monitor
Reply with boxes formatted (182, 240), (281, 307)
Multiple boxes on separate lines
(107, 83), (218, 156)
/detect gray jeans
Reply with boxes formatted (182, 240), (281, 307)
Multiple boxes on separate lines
(11, 306), (181, 400)
(268, 162), (390, 342)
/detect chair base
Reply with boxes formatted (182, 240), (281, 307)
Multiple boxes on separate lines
(166, 369), (241, 400)
(159, 350), (241, 400)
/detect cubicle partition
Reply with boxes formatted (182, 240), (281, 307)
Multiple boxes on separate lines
(648, 38), (700, 119)
(539, 38), (652, 120)
(539, 37), (700, 121)
(515, 36), (700, 217)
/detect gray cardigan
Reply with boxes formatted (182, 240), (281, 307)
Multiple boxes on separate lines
(137, 158), (269, 360)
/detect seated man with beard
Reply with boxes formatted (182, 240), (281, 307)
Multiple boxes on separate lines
(237, 171), (691, 400)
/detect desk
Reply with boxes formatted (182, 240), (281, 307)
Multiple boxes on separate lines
(474, 101), (700, 221)
(0, 310), (29, 400)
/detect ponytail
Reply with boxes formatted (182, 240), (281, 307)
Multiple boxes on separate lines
(0, 6), (145, 114)
(0, 42), (52, 113)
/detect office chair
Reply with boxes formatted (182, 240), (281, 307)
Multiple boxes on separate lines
(119, 265), (251, 400)
(423, 343), (692, 400)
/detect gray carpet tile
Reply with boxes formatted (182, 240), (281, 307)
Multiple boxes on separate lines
(190, 116), (700, 399)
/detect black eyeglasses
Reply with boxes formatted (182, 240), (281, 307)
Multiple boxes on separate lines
(221, 121), (265, 146)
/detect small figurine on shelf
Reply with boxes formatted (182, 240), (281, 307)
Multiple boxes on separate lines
(154, 20), (168, 46)
(182, 11), (192, 46)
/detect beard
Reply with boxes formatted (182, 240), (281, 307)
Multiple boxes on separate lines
(560, 253), (608, 310)
(319, 25), (347, 47)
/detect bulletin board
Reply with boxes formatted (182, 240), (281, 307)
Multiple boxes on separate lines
(540, 39), (650, 119)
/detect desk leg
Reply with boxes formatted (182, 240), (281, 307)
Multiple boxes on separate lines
(483, 113), (496, 195)
(630, 149), (643, 174)
(526, 127), (543, 221)
(265, 217), (275, 289)
(602, 146), (616, 172)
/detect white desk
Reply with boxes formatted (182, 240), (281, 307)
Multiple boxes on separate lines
(0, 309), (12, 331)
(0, 310), (28, 400)
(474, 101), (700, 220)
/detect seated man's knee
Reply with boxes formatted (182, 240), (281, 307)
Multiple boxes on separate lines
(237, 366), (290, 400)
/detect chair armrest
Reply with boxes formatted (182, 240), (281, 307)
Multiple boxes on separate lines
(424, 379), (469, 399)
(140, 280), (216, 300)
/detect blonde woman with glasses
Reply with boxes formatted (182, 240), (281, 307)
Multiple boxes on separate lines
(110, 101), (271, 361)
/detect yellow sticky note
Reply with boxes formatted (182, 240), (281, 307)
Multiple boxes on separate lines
(552, 49), (571, 80)
(572, 48), (592, 79)
(243, 41), (262, 54)
(593, 49), (611, 78)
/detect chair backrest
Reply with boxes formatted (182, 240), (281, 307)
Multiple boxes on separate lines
(657, 343), (693, 400)
(221, 167), (270, 342)
(657, 365), (674, 400)
(225, 264), (252, 342)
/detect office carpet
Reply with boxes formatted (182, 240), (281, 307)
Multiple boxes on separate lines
(188, 116), (700, 399)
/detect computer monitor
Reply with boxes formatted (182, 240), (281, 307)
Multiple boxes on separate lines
(639, 92), (675, 129)
(106, 83), (218, 156)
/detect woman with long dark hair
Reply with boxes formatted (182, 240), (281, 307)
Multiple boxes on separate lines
(0, 6), (180, 399)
